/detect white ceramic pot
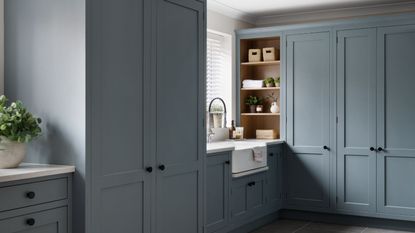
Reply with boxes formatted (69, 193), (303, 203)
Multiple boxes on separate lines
(0, 137), (26, 169)
(212, 113), (224, 128)
(270, 102), (280, 113)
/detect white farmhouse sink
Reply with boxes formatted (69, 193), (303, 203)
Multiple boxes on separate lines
(232, 141), (268, 178)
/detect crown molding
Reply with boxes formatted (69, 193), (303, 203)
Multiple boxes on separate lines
(255, 1), (415, 26)
(207, 0), (257, 25)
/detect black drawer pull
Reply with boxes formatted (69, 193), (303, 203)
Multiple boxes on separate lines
(26, 218), (35, 226)
(248, 181), (256, 187)
(26, 192), (36, 199)
(158, 165), (166, 171)
(225, 161), (230, 164)
(370, 147), (375, 151)
(269, 153), (274, 157)
(323, 145), (329, 150)
(146, 167), (153, 173)
(378, 147), (383, 152)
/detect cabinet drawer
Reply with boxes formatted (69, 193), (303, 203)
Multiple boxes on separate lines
(0, 178), (68, 212)
(0, 207), (67, 233)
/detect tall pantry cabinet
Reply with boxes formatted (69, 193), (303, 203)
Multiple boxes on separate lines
(86, 0), (206, 233)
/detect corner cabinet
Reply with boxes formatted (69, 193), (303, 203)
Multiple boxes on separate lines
(285, 31), (331, 210)
(87, 0), (206, 233)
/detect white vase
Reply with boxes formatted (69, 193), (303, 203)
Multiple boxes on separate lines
(270, 102), (279, 113)
(0, 137), (26, 169)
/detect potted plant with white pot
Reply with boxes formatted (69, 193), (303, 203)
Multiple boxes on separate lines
(0, 95), (42, 169)
(266, 92), (280, 113)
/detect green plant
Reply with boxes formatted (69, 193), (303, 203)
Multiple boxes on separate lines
(266, 92), (278, 102)
(0, 95), (42, 143)
(264, 77), (275, 85)
(210, 103), (224, 113)
(274, 76), (280, 84)
(245, 96), (262, 106)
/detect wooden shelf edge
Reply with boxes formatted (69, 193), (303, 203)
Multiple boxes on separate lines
(241, 113), (280, 116)
(241, 61), (281, 66)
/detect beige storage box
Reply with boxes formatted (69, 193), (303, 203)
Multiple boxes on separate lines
(248, 49), (262, 62)
(256, 129), (278, 139)
(262, 47), (278, 61)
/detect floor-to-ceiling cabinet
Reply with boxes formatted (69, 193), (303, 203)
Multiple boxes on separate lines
(285, 31), (331, 210)
(336, 28), (377, 214)
(376, 24), (415, 217)
(87, 0), (205, 233)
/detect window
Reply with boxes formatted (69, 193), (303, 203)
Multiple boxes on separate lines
(206, 30), (232, 126)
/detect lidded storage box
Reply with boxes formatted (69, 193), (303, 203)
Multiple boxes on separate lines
(248, 49), (261, 62)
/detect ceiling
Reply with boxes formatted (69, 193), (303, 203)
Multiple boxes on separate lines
(209, 0), (413, 16)
(208, 0), (415, 24)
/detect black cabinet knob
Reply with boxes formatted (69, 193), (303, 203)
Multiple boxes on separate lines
(145, 167), (153, 173)
(323, 146), (329, 150)
(269, 153), (274, 157)
(26, 218), (35, 226)
(26, 192), (36, 199)
(378, 147), (383, 152)
(370, 147), (375, 151)
(225, 161), (230, 164)
(158, 165), (165, 171)
(248, 181), (256, 187)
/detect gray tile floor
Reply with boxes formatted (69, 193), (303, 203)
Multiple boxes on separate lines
(250, 220), (415, 233)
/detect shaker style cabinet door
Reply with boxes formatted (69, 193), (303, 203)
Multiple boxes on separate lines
(205, 153), (230, 233)
(88, 0), (152, 233)
(285, 32), (331, 209)
(154, 0), (205, 233)
(336, 29), (377, 213)
(267, 145), (283, 209)
(377, 25), (415, 217)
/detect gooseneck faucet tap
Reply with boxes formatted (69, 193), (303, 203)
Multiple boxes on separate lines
(208, 97), (227, 128)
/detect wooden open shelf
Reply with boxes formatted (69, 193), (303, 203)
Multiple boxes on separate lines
(241, 113), (280, 116)
(241, 87), (280, 91)
(239, 36), (281, 139)
(241, 61), (280, 66)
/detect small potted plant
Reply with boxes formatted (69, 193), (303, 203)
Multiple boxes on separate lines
(245, 96), (262, 113)
(0, 95), (42, 169)
(274, 76), (281, 87)
(264, 77), (275, 87)
(266, 92), (280, 113)
(210, 104), (224, 128)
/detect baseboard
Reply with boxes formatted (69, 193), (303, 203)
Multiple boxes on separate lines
(228, 212), (280, 233)
(280, 209), (415, 232)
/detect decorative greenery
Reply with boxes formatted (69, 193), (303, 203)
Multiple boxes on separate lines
(0, 95), (42, 143)
(264, 77), (275, 86)
(274, 76), (280, 84)
(245, 95), (262, 106)
(266, 92), (278, 102)
(210, 103), (224, 114)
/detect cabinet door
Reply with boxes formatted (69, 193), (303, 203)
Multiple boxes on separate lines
(205, 153), (230, 233)
(267, 145), (283, 210)
(286, 32), (331, 209)
(0, 207), (67, 233)
(336, 29), (377, 213)
(377, 25), (415, 216)
(88, 1), (152, 233)
(154, 1), (205, 233)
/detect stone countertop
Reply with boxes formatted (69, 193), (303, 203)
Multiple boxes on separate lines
(207, 139), (285, 154)
(0, 163), (75, 183)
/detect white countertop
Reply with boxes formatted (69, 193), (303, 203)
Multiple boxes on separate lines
(0, 163), (75, 183)
(207, 139), (284, 154)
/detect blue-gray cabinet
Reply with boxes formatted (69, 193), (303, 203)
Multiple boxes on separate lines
(205, 152), (231, 233)
(0, 174), (72, 233)
(267, 145), (283, 210)
(376, 24), (415, 217)
(87, 0), (206, 232)
(336, 28), (377, 213)
(285, 31), (331, 210)
(230, 173), (267, 223)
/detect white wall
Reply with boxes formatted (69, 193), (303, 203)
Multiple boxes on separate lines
(0, 0), (3, 94)
(207, 10), (253, 121)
